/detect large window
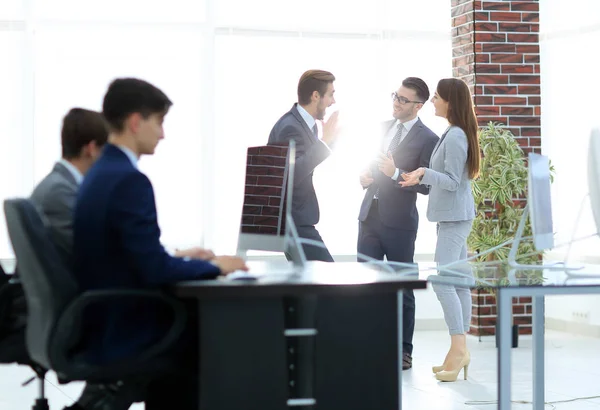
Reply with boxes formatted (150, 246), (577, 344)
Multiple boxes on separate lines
(541, 1), (600, 261)
(0, 1), (451, 259)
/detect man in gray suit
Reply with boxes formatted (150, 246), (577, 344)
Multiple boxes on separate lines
(30, 108), (109, 265)
(268, 69), (340, 262)
(358, 77), (439, 370)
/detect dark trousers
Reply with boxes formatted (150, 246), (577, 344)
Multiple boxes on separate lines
(284, 225), (331, 400)
(357, 199), (417, 356)
(72, 300), (199, 410)
(295, 225), (334, 262)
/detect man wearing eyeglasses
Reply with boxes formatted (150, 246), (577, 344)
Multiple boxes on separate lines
(357, 77), (439, 370)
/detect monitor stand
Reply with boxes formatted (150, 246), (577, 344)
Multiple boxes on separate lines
(236, 214), (306, 269)
(508, 204), (583, 271)
(283, 214), (307, 269)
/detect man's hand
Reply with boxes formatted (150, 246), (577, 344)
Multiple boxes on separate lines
(175, 247), (215, 260)
(376, 152), (397, 178)
(321, 111), (341, 146)
(212, 256), (249, 275)
(360, 169), (374, 188)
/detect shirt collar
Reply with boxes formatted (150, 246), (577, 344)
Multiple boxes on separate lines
(396, 116), (420, 133)
(58, 159), (84, 185)
(296, 104), (316, 130)
(114, 145), (139, 169)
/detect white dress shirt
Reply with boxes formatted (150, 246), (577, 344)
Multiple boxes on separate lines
(382, 116), (420, 181)
(59, 159), (84, 185)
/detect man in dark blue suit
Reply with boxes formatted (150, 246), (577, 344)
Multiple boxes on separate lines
(72, 78), (247, 409)
(358, 77), (439, 370)
(268, 69), (340, 262)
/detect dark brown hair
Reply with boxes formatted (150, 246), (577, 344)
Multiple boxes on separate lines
(402, 77), (430, 103)
(102, 78), (172, 132)
(297, 70), (335, 105)
(436, 78), (480, 179)
(61, 108), (109, 159)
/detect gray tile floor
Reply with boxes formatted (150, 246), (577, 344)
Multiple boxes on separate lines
(1, 329), (600, 409)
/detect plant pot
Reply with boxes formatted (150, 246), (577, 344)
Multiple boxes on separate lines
(495, 323), (519, 348)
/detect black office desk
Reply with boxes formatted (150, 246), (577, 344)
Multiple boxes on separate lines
(173, 260), (426, 410)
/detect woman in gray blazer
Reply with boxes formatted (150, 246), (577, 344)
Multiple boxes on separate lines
(399, 78), (480, 382)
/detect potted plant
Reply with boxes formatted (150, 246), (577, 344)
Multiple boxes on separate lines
(467, 122), (552, 344)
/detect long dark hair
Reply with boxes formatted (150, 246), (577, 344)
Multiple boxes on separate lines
(436, 78), (480, 179)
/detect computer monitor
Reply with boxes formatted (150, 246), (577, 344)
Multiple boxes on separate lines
(588, 128), (600, 237)
(528, 153), (554, 250)
(508, 152), (558, 269)
(236, 140), (306, 267)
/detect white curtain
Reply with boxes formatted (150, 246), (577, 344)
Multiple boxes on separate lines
(0, 0), (452, 259)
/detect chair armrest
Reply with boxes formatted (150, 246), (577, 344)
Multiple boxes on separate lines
(50, 289), (187, 379)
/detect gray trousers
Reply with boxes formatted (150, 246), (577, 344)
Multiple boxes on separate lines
(432, 220), (474, 335)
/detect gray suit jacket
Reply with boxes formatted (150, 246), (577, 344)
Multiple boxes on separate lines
(420, 125), (475, 222)
(30, 162), (78, 264)
(267, 104), (331, 226)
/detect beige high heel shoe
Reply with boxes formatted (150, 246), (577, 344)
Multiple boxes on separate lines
(432, 364), (444, 373)
(435, 351), (470, 382)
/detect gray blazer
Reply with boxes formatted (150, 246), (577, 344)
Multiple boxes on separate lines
(267, 104), (331, 227)
(420, 125), (475, 222)
(30, 162), (78, 263)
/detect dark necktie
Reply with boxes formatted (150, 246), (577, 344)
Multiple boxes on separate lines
(374, 123), (405, 199)
(312, 123), (318, 140)
(387, 123), (405, 153)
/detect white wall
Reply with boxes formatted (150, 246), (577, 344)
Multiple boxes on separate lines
(541, 0), (600, 334)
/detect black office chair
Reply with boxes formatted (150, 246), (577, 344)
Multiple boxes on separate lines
(3, 198), (187, 408)
(0, 278), (28, 365)
(0, 269), (49, 410)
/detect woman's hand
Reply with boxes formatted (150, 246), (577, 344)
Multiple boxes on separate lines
(399, 167), (426, 187)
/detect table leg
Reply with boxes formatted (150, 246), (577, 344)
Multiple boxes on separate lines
(533, 295), (545, 410)
(497, 290), (513, 410)
(397, 290), (403, 410)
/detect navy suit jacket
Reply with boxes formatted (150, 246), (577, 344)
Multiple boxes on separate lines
(267, 104), (330, 227)
(73, 144), (220, 363)
(358, 119), (439, 231)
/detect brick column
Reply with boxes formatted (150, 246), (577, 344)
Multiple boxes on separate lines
(452, 0), (541, 154)
(451, 0), (540, 336)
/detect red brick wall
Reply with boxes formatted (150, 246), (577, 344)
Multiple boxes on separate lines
(452, 0), (541, 154)
(241, 145), (289, 235)
(471, 289), (533, 335)
(452, 0), (540, 336)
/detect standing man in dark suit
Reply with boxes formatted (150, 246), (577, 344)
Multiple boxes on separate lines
(268, 69), (340, 262)
(30, 108), (109, 266)
(73, 78), (247, 409)
(358, 77), (439, 370)
(267, 70), (340, 400)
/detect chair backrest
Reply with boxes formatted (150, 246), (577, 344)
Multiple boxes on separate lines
(3, 198), (78, 369)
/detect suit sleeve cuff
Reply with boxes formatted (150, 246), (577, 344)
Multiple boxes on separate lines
(208, 260), (222, 274)
(420, 168), (432, 186)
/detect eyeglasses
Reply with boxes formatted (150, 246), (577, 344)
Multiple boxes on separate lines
(391, 92), (424, 105)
